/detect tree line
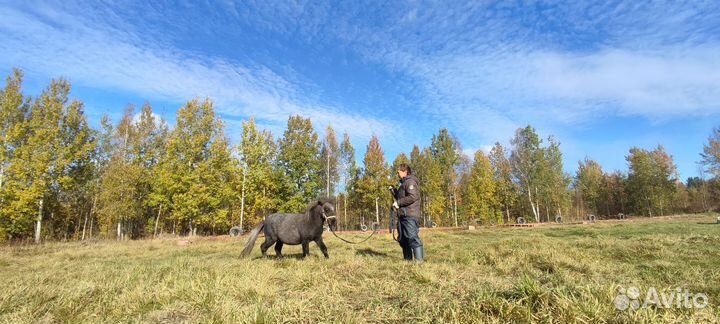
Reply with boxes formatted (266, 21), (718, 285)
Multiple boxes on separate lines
(1, 69), (719, 242)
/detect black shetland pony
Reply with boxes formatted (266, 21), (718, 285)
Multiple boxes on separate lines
(241, 199), (337, 259)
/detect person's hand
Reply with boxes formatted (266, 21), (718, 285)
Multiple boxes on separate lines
(392, 201), (399, 209)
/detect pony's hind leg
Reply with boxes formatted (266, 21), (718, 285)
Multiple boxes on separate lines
(314, 237), (330, 259)
(260, 238), (276, 258)
(274, 241), (284, 258)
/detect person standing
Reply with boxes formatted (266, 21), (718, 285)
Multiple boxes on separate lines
(391, 163), (424, 262)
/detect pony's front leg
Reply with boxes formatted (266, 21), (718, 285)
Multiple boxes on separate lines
(301, 241), (310, 258)
(315, 238), (329, 259)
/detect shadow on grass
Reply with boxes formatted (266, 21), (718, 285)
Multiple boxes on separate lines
(355, 248), (391, 258)
(696, 222), (719, 225)
(252, 253), (309, 260)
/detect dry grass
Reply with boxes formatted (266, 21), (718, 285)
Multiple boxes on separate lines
(1, 214), (719, 323)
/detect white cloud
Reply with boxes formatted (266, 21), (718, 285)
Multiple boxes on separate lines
(462, 145), (494, 160)
(409, 46), (720, 130)
(3, 0), (719, 174)
(0, 3), (400, 147)
(530, 48), (720, 117)
(317, 0), (720, 144)
(131, 111), (164, 128)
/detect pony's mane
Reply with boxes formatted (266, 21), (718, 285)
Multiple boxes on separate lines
(305, 197), (336, 214)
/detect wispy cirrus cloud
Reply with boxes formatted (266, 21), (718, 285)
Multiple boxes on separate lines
(530, 48), (720, 117)
(0, 1), (398, 145)
(408, 46), (720, 126)
(313, 0), (720, 170)
(2, 0), (719, 177)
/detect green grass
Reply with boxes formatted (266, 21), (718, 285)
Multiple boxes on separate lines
(1, 215), (719, 323)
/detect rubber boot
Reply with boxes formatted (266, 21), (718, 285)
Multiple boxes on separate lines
(402, 246), (413, 260)
(412, 246), (424, 263)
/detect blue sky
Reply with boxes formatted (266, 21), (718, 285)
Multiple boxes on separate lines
(1, 1), (719, 180)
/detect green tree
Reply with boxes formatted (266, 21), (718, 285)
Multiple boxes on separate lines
(198, 127), (237, 234)
(97, 105), (168, 239)
(610, 171), (628, 215)
(157, 99), (233, 235)
(429, 128), (462, 226)
(595, 171), (627, 218)
(320, 125), (340, 198)
(276, 115), (321, 212)
(392, 153), (410, 171)
(489, 143), (516, 223)
(542, 137), (571, 221)
(686, 175), (710, 213)
(417, 147), (444, 226)
(0, 69), (29, 196)
(0, 69), (30, 240)
(576, 158), (603, 215)
(700, 127), (720, 177)
(238, 118), (278, 229)
(53, 93), (96, 240)
(626, 146), (677, 216)
(135, 105), (170, 237)
(6, 78), (95, 241)
(671, 181), (690, 213)
(464, 150), (500, 224)
(96, 120), (143, 240)
(338, 131), (359, 229)
(651, 146), (679, 215)
(454, 153), (472, 225)
(339, 131), (359, 193)
(356, 135), (392, 225)
(510, 126), (543, 222)
(80, 115), (114, 239)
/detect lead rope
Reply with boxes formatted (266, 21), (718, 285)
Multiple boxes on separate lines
(323, 213), (378, 244)
(390, 208), (399, 242)
(389, 187), (400, 242)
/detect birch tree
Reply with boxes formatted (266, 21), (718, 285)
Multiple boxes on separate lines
(320, 125), (340, 198)
(276, 115), (321, 212)
(238, 118), (277, 228)
(489, 143), (516, 224)
(0, 69), (29, 240)
(510, 126), (543, 222)
(464, 150), (500, 224)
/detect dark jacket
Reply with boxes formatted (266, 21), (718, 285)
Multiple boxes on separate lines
(395, 175), (421, 218)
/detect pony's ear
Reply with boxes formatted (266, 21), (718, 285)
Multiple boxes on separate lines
(317, 200), (323, 206)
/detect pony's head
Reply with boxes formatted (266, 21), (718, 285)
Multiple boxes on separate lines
(310, 198), (337, 231)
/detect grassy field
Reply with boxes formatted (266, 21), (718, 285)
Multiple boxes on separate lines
(1, 215), (719, 323)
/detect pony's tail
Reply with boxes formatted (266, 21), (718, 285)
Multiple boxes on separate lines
(241, 222), (265, 257)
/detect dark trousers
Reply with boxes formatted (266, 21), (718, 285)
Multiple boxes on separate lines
(398, 216), (423, 249)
